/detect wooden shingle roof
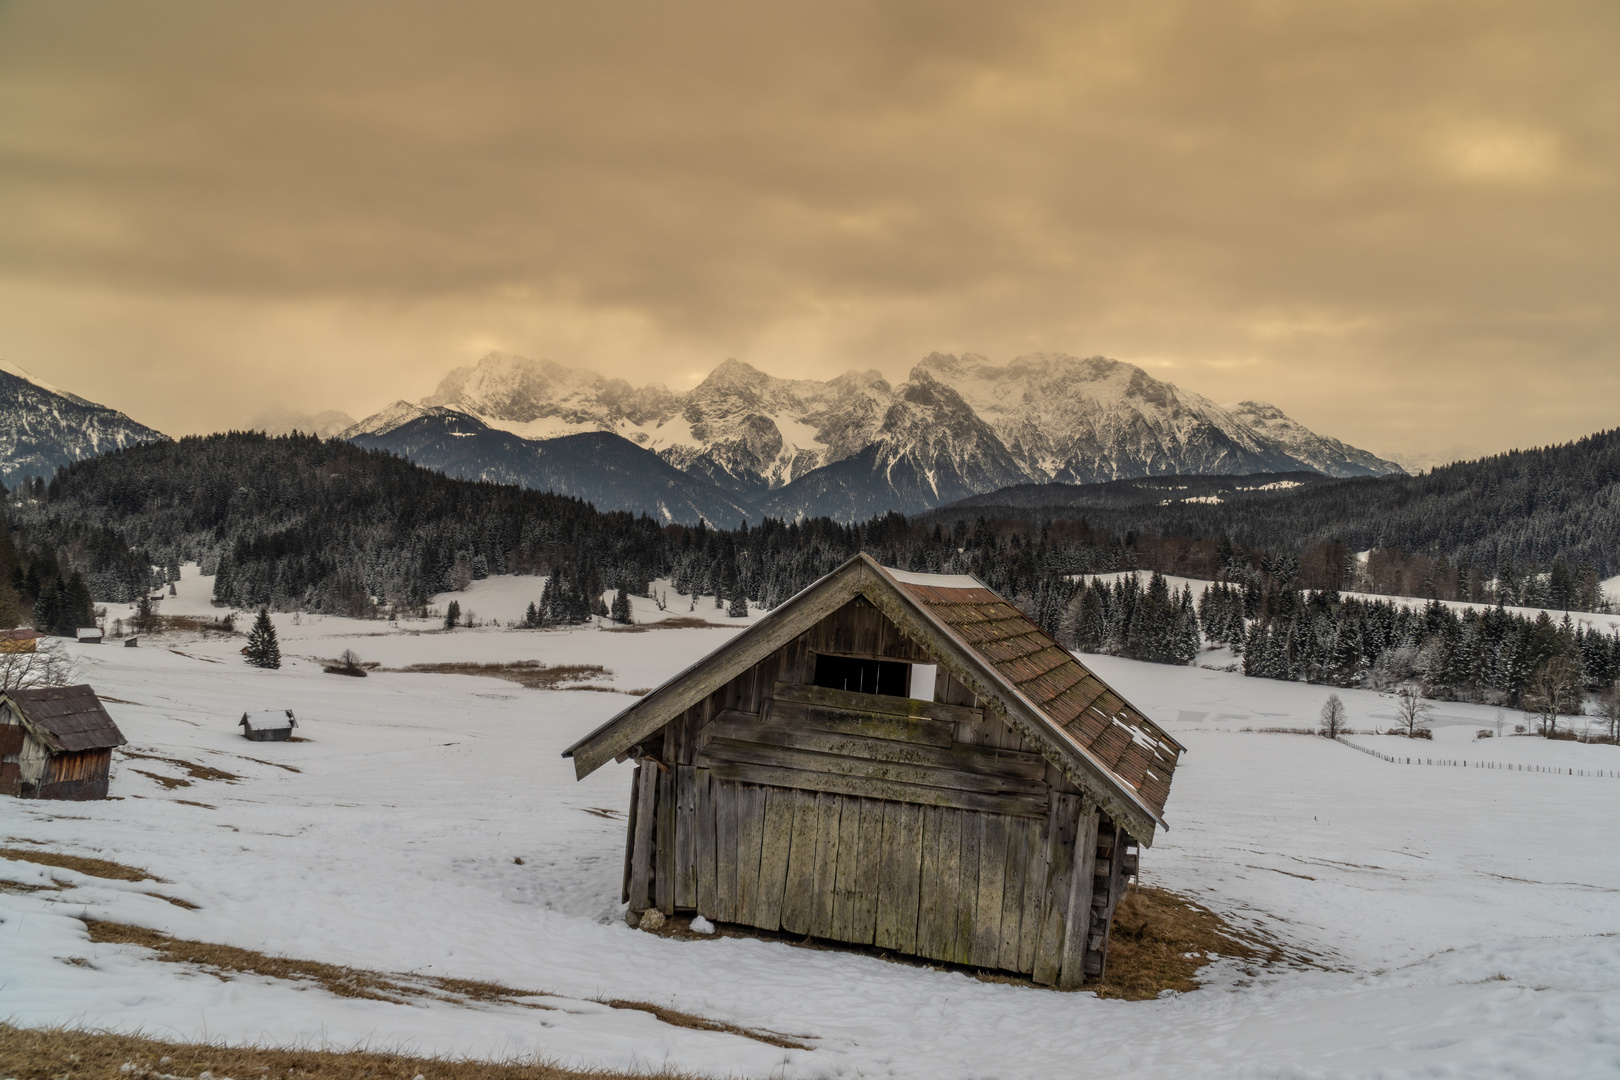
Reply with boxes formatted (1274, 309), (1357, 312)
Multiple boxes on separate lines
(888, 574), (1181, 823)
(5, 684), (126, 753)
(566, 553), (1182, 844)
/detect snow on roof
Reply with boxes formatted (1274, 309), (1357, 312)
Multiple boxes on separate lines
(878, 567), (985, 589)
(240, 710), (296, 730)
(76, 627), (103, 640)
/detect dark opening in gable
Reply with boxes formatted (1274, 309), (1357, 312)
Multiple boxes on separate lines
(812, 654), (910, 697)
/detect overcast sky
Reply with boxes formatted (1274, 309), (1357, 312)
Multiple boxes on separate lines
(1, 1), (1614, 462)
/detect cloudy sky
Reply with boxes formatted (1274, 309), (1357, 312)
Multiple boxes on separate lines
(1, 0), (1614, 462)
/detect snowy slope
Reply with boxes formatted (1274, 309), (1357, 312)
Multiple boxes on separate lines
(1225, 400), (1404, 477)
(3, 565), (1618, 1079)
(0, 361), (168, 487)
(343, 352), (1403, 521)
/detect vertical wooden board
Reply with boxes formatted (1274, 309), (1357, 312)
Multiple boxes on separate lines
(779, 789), (820, 935)
(1032, 793), (1079, 986)
(675, 766), (697, 910)
(1057, 808), (1101, 989)
(873, 801), (903, 951)
(952, 811), (982, 965)
(695, 769), (718, 916)
(830, 792), (863, 940)
(931, 807), (962, 964)
(622, 764), (641, 905)
(1017, 817), (1045, 974)
(849, 798), (883, 944)
(734, 783), (767, 928)
(628, 763), (659, 913)
(808, 792), (842, 938)
(972, 814), (1009, 967)
(914, 806), (944, 960)
(714, 779), (740, 923)
(656, 766), (677, 915)
(874, 801), (923, 954)
(997, 816), (1030, 972)
(754, 787), (796, 930)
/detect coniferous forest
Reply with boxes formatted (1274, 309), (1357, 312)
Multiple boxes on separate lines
(5, 428), (1618, 711)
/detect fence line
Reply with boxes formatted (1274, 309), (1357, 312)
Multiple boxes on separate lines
(1336, 737), (1620, 778)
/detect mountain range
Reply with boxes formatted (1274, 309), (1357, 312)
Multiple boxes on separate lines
(0, 361), (168, 489)
(0, 350), (1405, 523)
(344, 351), (1403, 522)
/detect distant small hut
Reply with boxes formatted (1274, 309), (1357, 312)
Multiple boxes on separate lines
(240, 709), (297, 741)
(0, 629), (41, 654)
(76, 627), (104, 645)
(0, 684), (127, 800)
(564, 553), (1183, 989)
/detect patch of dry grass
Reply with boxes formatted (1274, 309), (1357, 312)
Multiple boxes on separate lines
(0, 847), (160, 882)
(0, 1022), (696, 1080)
(81, 921), (807, 1049)
(389, 660), (614, 691)
(1088, 885), (1285, 1000)
(604, 616), (736, 632)
(119, 751), (241, 784)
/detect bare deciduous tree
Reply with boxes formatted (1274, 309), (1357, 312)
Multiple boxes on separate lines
(1385, 684), (1434, 738)
(1597, 682), (1620, 744)
(1319, 693), (1349, 738)
(0, 639), (78, 692)
(1523, 655), (1583, 736)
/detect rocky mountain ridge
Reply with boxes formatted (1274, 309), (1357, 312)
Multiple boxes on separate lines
(0, 361), (169, 488)
(346, 350), (1403, 520)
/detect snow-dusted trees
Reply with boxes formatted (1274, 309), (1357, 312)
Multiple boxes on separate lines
(244, 608), (281, 669)
(611, 583), (633, 625)
(444, 600), (461, 629)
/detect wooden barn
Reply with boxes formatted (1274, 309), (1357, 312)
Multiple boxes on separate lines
(240, 710), (298, 741)
(0, 684), (127, 800)
(564, 553), (1183, 988)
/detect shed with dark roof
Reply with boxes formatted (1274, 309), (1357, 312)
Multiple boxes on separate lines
(564, 553), (1183, 988)
(0, 684), (127, 800)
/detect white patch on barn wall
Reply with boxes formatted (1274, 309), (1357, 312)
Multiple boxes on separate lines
(909, 664), (937, 701)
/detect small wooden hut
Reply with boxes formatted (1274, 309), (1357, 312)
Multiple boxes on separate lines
(240, 710), (297, 741)
(0, 629), (41, 654)
(564, 553), (1183, 988)
(0, 684), (127, 800)
(76, 627), (104, 644)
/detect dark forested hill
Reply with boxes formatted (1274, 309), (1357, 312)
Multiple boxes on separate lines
(928, 429), (1620, 583)
(8, 433), (671, 613)
(7, 428), (1617, 623)
(350, 410), (757, 528)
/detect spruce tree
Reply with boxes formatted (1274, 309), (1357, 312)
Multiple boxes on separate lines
(728, 579), (749, 618)
(611, 584), (633, 624)
(444, 600), (461, 629)
(245, 607), (281, 669)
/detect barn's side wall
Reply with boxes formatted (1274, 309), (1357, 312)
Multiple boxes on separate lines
(39, 748), (113, 800)
(623, 597), (1130, 987)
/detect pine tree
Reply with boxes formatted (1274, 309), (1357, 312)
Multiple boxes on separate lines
(611, 583), (633, 624)
(445, 600), (460, 629)
(245, 607), (281, 669)
(728, 577), (749, 618)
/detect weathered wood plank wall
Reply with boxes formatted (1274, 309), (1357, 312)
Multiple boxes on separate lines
(621, 596), (1119, 986)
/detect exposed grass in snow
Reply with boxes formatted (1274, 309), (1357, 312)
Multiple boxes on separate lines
(119, 750), (241, 784)
(0, 846), (159, 882)
(603, 616), (740, 632)
(0, 1022), (696, 1080)
(81, 920), (812, 1051)
(1089, 885), (1280, 1000)
(386, 660), (616, 691)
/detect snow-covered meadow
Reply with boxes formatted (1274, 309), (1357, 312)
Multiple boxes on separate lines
(4, 568), (1619, 1078)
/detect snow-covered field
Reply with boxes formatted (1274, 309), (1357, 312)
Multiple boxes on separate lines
(4, 569), (1620, 1078)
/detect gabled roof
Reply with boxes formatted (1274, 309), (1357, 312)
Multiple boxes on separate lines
(241, 709), (297, 731)
(4, 684), (126, 753)
(564, 553), (1183, 845)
